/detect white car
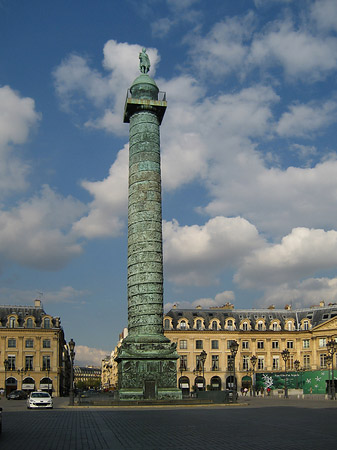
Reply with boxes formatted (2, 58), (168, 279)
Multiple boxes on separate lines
(27, 391), (53, 409)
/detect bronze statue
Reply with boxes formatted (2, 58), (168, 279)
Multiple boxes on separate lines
(139, 48), (150, 74)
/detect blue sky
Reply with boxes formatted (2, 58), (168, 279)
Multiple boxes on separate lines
(1, 0), (337, 365)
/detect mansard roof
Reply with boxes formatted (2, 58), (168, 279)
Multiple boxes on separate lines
(165, 304), (337, 329)
(0, 302), (60, 328)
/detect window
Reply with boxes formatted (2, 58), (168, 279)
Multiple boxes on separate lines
(26, 318), (33, 328)
(272, 322), (278, 331)
(320, 354), (327, 368)
(44, 317), (51, 329)
(257, 341), (264, 349)
(227, 340), (236, 349)
(242, 355), (249, 370)
(211, 340), (219, 350)
(287, 341), (294, 349)
(303, 339), (310, 349)
(257, 356), (264, 370)
(242, 322), (248, 331)
(272, 356), (279, 370)
(211, 321), (218, 330)
(42, 355), (51, 370)
(9, 317), (15, 328)
(180, 320), (187, 330)
(227, 355), (234, 370)
(303, 355), (310, 369)
(272, 341), (279, 349)
(164, 319), (170, 330)
(211, 355), (219, 371)
(227, 320), (234, 330)
(179, 355), (187, 370)
(8, 356), (16, 370)
(196, 355), (203, 371)
(257, 321), (264, 331)
(25, 356), (34, 370)
(179, 340), (187, 350)
(43, 339), (51, 349)
(287, 355), (294, 370)
(242, 341), (249, 350)
(196, 319), (202, 330)
(195, 340), (203, 350)
(25, 339), (34, 348)
(287, 321), (293, 331)
(302, 321), (309, 330)
(319, 338), (326, 348)
(8, 338), (16, 348)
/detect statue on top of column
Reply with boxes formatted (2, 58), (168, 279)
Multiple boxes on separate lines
(139, 48), (150, 74)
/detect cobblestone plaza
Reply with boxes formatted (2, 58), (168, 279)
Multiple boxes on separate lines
(1, 397), (337, 449)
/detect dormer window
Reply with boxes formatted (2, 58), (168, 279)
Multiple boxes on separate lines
(196, 319), (202, 330)
(286, 321), (293, 331)
(180, 320), (187, 330)
(242, 322), (248, 331)
(164, 319), (170, 330)
(302, 321), (309, 330)
(9, 317), (16, 328)
(272, 322), (278, 331)
(44, 317), (51, 329)
(227, 320), (234, 330)
(26, 318), (33, 328)
(212, 321), (218, 330)
(257, 321), (264, 331)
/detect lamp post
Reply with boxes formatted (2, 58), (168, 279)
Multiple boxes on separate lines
(326, 354), (332, 397)
(281, 349), (290, 398)
(326, 338), (337, 400)
(294, 360), (300, 389)
(199, 350), (207, 391)
(3, 359), (9, 396)
(68, 338), (76, 406)
(250, 355), (257, 397)
(230, 340), (239, 399)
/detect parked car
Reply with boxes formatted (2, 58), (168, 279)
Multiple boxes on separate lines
(7, 390), (28, 400)
(0, 407), (2, 434)
(27, 391), (53, 409)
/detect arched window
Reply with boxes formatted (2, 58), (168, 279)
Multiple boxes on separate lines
(212, 321), (218, 330)
(227, 320), (233, 330)
(196, 319), (202, 330)
(180, 320), (186, 330)
(287, 321), (293, 331)
(257, 321), (264, 331)
(164, 319), (170, 330)
(44, 317), (51, 329)
(242, 322), (248, 331)
(272, 322), (278, 331)
(302, 321), (309, 330)
(9, 317), (16, 328)
(26, 318), (33, 328)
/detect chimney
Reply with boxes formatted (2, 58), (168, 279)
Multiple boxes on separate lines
(34, 299), (41, 308)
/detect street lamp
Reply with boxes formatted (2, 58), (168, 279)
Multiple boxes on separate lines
(326, 338), (337, 400)
(250, 355), (257, 397)
(294, 360), (300, 389)
(199, 350), (207, 391)
(68, 338), (76, 406)
(326, 354), (332, 397)
(281, 349), (290, 399)
(230, 340), (239, 399)
(3, 360), (9, 396)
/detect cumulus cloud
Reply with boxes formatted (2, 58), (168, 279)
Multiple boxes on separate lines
(0, 286), (87, 305)
(75, 345), (109, 366)
(235, 227), (337, 288)
(0, 185), (86, 271)
(73, 144), (128, 238)
(276, 100), (337, 137)
(0, 85), (40, 196)
(163, 216), (264, 286)
(53, 40), (159, 134)
(165, 290), (235, 311)
(310, 0), (337, 33)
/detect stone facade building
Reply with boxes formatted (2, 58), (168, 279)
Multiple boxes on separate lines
(0, 299), (68, 396)
(164, 302), (337, 395)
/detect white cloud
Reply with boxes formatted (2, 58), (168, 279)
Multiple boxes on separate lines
(163, 216), (264, 286)
(73, 144), (128, 238)
(165, 290), (235, 311)
(235, 227), (337, 288)
(75, 345), (109, 366)
(0, 286), (87, 305)
(276, 100), (337, 137)
(310, 0), (337, 32)
(0, 185), (86, 271)
(258, 277), (337, 309)
(0, 85), (40, 196)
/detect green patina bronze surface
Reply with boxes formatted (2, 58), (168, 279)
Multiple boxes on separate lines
(116, 50), (181, 400)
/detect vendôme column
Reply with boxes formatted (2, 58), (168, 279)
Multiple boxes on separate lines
(116, 49), (181, 400)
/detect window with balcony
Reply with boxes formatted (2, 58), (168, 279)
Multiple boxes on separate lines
(303, 354), (310, 369)
(211, 355), (219, 371)
(257, 357), (264, 370)
(8, 356), (16, 370)
(25, 356), (34, 370)
(227, 355), (234, 371)
(42, 355), (51, 370)
(272, 356), (279, 370)
(320, 354), (327, 368)
(287, 355), (294, 370)
(179, 355), (187, 371)
(242, 355), (249, 370)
